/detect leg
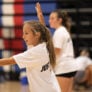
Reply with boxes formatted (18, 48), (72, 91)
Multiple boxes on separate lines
(86, 65), (92, 85)
(56, 76), (74, 92)
(67, 77), (74, 92)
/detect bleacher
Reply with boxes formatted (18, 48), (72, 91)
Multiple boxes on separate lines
(0, 0), (56, 80)
(56, 0), (92, 57)
(0, 0), (92, 80)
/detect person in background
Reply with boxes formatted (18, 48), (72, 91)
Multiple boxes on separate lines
(35, 3), (78, 92)
(74, 49), (92, 89)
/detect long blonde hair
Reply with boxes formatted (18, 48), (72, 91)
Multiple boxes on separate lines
(24, 20), (56, 68)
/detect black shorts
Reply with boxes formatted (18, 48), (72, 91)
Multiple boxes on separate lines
(56, 71), (77, 78)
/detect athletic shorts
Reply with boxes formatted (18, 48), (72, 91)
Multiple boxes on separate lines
(56, 71), (77, 78)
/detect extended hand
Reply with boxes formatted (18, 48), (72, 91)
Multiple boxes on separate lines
(35, 2), (45, 26)
(35, 2), (42, 15)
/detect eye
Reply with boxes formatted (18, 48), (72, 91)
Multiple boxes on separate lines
(25, 32), (28, 35)
(23, 32), (28, 35)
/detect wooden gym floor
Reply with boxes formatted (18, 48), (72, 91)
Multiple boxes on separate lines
(0, 81), (92, 92)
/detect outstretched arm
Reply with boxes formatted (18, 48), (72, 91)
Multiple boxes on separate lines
(35, 2), (46, 26)
(0, 57), (16, 66)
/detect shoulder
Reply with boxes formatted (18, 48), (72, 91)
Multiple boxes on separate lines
(55, 26), (69, 36)
(53, 26), (70, 40)
(29, 42), (48, 55)
(76, 56), (91, 62)
(57, 26), (67, 32)
(76, 56), (85, 61)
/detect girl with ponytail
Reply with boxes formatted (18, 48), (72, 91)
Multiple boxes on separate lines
(0, 20), (61, 92)
(36, 3), (78, 92)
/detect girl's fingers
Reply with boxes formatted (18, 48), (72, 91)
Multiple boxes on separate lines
(35, 2), (42, 13)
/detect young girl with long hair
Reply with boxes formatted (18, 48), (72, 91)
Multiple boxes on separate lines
(0, 20), (61, 92)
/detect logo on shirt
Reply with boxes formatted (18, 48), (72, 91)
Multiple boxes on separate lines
(41, 62), (50, 72)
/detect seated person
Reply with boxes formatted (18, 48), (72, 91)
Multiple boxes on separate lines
(74, 49), (92, 89)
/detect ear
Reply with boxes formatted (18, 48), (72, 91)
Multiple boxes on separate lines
(59, 18), (62, 24)
(35, 32), (41, 38)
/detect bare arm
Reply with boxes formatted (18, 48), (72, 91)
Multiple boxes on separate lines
(35, 2), (46, 26)
(54, 48), (62, 59)
(0, 57), (16, 66)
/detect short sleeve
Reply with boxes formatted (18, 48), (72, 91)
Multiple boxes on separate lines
(53, 30), (65, 49)
(86, 57), (92, 66)
(13, 50), (42, 69)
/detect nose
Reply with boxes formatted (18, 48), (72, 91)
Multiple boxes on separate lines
(49, 19), (50, 24)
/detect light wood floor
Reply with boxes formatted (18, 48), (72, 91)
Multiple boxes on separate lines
(0, 81), (92, 92)
(0, 81), (30, 92)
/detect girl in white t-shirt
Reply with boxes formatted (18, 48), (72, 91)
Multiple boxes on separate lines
(0, 21), (61, 92)
(36, 3), (78, 92)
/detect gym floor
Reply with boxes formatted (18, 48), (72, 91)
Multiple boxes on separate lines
(0, 81), (92, 92)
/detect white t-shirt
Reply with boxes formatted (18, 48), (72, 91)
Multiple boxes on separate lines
(75, 56), (92, 71)
(53, 26), (78, 74)
(13, 42), (61, 92)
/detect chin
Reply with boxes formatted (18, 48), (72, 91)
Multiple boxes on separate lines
(50, 25), (55, 29)
(49, 24), (55, 28)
